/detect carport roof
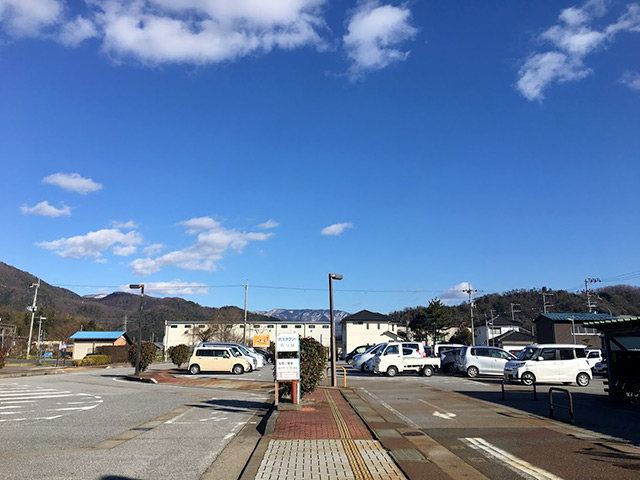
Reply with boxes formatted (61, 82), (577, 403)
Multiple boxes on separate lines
(584, 317), (640, 328)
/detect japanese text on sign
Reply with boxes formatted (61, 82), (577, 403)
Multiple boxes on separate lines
(276, 334), (299, 352)
(276, 358), (300, 380)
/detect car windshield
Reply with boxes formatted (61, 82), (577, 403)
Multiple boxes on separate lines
(230, 348), (241, 357)
(363, 345), (379, 354)
(371, 344), (384, 355)
(518, 347), (541, 360)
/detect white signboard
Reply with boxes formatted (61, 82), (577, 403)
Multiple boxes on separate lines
(276, 333), (300, 353)
(276, 358), (300, 381)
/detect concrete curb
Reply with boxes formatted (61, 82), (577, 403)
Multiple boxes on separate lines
(123, 375), (158, 384)
(202, 394), (276, 480)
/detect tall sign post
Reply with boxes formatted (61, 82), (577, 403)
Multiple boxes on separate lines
(275, 333), (300, 406)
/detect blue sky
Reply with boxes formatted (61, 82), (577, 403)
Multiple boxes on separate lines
(1, 0), (639, 315)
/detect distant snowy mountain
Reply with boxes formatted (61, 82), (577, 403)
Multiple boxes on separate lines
(257, 308), (351, 336)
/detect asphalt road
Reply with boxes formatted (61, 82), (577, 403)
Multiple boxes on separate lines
(0, 364), (271, 480)
(345, 364), (640, 480)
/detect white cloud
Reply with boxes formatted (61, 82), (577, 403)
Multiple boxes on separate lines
(343, 0), (417, 80)
(113, 245), (137, 256)
(620, 70), (640, 90)
(143, 243), (164, 256)
(129, 216), (272, 275)
(42, 172), (103, 194)
(112, 220), (138, 229)
(517, 1), (640, 101)
(439, 282), (472, 306)
(122, 280), (209, 296)
(21, 200), (71, 217)
(0, 0), (63, 37)
(95, 0), (327, 65)
(37, 228), (142, 259)
(321, 222), (353, 236)
(258, 219), (279, 229)
(58, 15), (98, 46)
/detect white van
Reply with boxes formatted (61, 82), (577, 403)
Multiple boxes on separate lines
(503, 344), (592, 387)
(188, 346), (252, 375)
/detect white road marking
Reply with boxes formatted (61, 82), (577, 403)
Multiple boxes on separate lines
(461, 437), (564, 480)
(418, 398), (457, 420)
(0, 384), (102, 423)
(359, 387), (422, 429)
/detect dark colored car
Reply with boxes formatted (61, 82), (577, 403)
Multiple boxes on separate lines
(254, 348), (274, 364)
(345, 345), (370, 363)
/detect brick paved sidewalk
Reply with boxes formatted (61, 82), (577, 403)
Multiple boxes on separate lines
(254, 388), (406, 480)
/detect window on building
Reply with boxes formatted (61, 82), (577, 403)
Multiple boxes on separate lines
(377, 323), (380, 330)
(366, 323), (369, 330)
(184, 325), (192, 328)
(309, 325), (315, 329)
(267, 325), (274, 328)
(198, 325), (206, 328)
(295, 325), (302, 329)
(281, 325), (288, 329)
(170, 325), (177, 329)
(322, 325), (329, 329)
(254, 325), (261, 328)
(355, 321), (363, 325)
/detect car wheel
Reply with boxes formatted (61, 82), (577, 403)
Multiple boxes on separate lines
(576, 372), (590, 387)
(360, 364), (365, 372)
(232, 364), (244, 375)
(521, 372), (535, 386)
(386, 366), (398, 377)
(467, 366), (479, 378)
(448, 364), (457, 374)
(422, 366), (434, 377)
(189, 364), (200, 375)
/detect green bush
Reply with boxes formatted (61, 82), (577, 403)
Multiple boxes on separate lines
(128, 342), (157, 373)
(96, 346), (129, 363)
(168, 344), (191, 368)
(71, 354), (112, 366)
(0, 346), (6, 369)
(276, 337), (327, 399)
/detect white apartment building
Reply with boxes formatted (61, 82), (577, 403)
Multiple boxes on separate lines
(474, 317), (522, 346)
(163, 319), (332, 352)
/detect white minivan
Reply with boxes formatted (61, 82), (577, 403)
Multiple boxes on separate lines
(503, 344), (592, 387)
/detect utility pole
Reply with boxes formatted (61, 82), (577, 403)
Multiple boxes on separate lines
(585, 278), (601, 313)
(26, 279), (40, 359)
(542, 292), (554, 313)
(462, 286), (478, 345)
(243, 282), (248, 345)
(511, 303), (521, 323)
(36, 316), (46, 365)
(489, 310), (497, 347)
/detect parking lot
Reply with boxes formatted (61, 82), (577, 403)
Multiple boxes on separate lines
(342, 361), (640, 479)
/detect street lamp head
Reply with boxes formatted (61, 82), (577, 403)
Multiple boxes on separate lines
(129, 284), (144, 289)
(329, 274), (343, 281)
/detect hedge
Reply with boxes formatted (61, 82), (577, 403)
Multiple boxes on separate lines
(72, 354), (111, 367)
(96, 345), (129, 363)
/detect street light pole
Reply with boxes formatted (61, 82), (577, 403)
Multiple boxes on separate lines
(36, 316), (46, 365)
(329, 273), (343, 388)
(129, 284), (144, 375)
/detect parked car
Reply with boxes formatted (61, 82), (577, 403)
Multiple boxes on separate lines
(440, 347), (463, 373)
(585, 348), (603, 368)
(372, 342), (440, 377)
(593, 358), (608, 376)
(352, 343), (385, 371)
(188, 346), (251, 375)
(197, 342), (264, 370)
(455, 346), (516, 378)
(503, 344), (592, 387)
(433, 343), (464, 358)
(345, 345), (371, 363)
(254, 348), (274, 364)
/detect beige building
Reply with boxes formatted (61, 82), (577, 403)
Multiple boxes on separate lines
(340, 310), (402, 356)
(69, 331), (131, 360)
(163, 319), (332, 353)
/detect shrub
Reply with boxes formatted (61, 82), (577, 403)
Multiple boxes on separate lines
(168, 344), (191, 368)
(128, 342), (157, 373)
(276, 337), (327, 399)
(71, 354), (111, 367)
(0, 346), (5, 369)
(96, 346), (129, 363)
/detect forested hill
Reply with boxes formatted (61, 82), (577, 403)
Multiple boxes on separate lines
(392, 286), (640, 333)
(0, 261), (272, 341)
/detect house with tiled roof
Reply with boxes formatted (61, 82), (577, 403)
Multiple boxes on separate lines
(534, 313), (614, 347)
(69, 331), (132, 360)
(340, 310), (403, 356)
